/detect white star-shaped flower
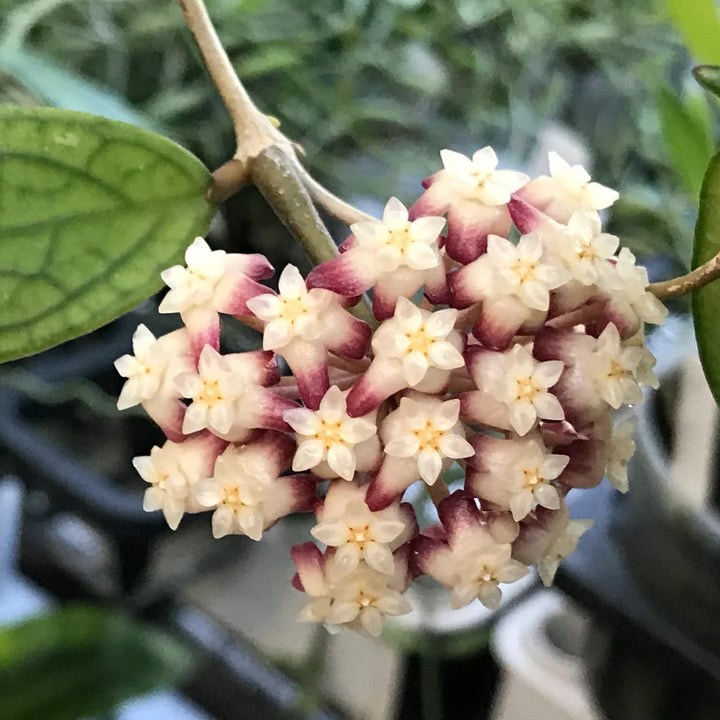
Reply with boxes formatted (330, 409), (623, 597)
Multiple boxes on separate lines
(159, 237), (227, 313)
(419, 528), (528, 609)
(468, 435), (568, 521)
(599, 247), (668, 327)
(246, 265), (333, 351)
(311, 482), (408, 575)
(194, 435), (313, 540)
(588, 324), (653, 409)
(486, 233), (569, 311)
(284, 386), (377, 481)
(440, 147), (529, 206)
(115, 324), (174, 409)
(295, 550), (412, 637)
(486, 344), (565, 435)
(132, 435), (222, 530)
(174, 346), (248, 435)
(195, 448), (270, 540)
(351, 197), (444, 274)
(371, 298), (464, 387)
(547, 151), (619, 211)
(556, 210), (619, 285)
(382, 395), (474, 485)
(133, 444), (190, 531)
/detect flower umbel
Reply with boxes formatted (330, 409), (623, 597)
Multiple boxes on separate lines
(116, 146), (665, 636)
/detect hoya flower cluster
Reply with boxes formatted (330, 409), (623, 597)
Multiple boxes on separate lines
(116, 147), (665, 637)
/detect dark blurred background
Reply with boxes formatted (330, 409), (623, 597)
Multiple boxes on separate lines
(0, 1), (719, 719)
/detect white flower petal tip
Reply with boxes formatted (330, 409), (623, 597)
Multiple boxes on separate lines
(606, 419), (637, 493)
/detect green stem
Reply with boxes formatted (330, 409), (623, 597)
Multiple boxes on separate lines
(251, 146), (377, 328)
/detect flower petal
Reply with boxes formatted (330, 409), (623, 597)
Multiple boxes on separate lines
(364, 541), (395, 575)
(418, 447), (443, 484)
(438, 434), (474, 459)
(327, 444), (356, 481)
(293, 438), (326, 471)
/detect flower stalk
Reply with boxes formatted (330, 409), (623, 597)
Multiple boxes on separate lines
(649, 250), (720, 299)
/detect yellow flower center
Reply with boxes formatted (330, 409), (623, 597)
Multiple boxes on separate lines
(515, 376), (538, 402)
(405, 326), (434, 355)
(608, 359), (627, 380)
(387, 225), (413, 254)
(511, 260), (537, 283)
(199, 378), (223, 404)
(278, 296), (309, 323)
(223, 485), (250, 511)
(477, 565), (496, 583)
(348, 524), (371, 547)
(413, 421), (444, 451)
(153, 471), (170, 490)
(315, 418), (344, 449)
(356, 590), (377, 608)
(522, 468), (542, 489)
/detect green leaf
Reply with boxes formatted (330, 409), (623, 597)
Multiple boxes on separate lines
(0, 48), (160, 131)
(666, 0), (720, 64)
(0, 105), (213, 363)
(692, 151), (720, 406)
(694, 64), (720, 99)
(657, 87), (713, 199)
(0, 605), (194, 720)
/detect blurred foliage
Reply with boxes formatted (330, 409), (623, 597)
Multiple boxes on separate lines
(0, 0), (716, 266)
(0, 605), (193, 720)
(666, 0), (720, 64)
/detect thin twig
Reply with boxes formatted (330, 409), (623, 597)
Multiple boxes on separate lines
(446, 376), (476, 392)
(545, 300), (605, 330)
(176, 0), (373, 229)
(327, 352), (370, 374)
(649, 251), (720, 299)
(176, 0), (278, 157)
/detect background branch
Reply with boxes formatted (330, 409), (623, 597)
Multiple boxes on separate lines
(176, 0), (374, 231)
(176, 0), (277, 158)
